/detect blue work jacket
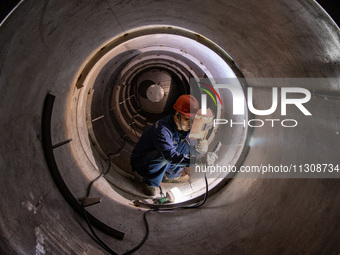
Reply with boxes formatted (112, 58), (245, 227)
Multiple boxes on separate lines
(131, 114), (197, 166)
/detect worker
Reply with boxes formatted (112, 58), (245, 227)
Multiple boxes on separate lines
(130, 94), (218, 196)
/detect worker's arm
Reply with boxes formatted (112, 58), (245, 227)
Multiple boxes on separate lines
(152, 125), (195, 166)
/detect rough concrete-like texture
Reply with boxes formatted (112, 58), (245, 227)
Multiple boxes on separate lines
(0, 0), (340, 254)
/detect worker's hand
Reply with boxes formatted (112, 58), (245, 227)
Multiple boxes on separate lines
(195, 139), (208, 154)
(205, 152), (218, 165)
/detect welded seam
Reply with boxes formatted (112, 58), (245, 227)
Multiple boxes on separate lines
(104, 0), (125, 33)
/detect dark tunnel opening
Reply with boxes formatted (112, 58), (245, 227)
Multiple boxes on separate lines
(80, 27), (249, 205)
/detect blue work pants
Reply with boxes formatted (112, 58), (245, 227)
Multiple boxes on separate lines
(133, 141), (190, 187)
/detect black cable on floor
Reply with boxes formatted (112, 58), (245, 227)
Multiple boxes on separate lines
(81, 143), (125, 255)
(157, 172), (209, 211)
(83, 208), (119, 255)
(82, 139), (209, 254)
(85, 160), (111, 198)
(122, 210), (151, 255)
(121, 172), (209, 254)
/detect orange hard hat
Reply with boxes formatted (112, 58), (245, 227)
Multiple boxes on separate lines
(173, 95), (199, 117)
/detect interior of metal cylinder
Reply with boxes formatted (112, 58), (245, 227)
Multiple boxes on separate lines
(73, 28), (248, 203)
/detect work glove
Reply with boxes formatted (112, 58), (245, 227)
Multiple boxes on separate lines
(195, 139), (208, 154)
(203, 152), (218, 165)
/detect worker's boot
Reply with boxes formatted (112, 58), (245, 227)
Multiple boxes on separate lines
(162, 174), (190, 183)
(142, 183), (156, 196)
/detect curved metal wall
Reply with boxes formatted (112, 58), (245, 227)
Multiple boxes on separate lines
(0, 0), (339, 254)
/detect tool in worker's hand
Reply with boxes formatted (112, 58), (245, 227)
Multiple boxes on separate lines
(212, 141), (222, 155)
(204, 141), (222, 165)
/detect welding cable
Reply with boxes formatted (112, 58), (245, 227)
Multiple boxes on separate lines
(81, 142), (125, 255)
(86, 172), (207, 254)
(180, 172), (208, 209)
(122, 210), (151, 255)
(86, 139), (125, 197)
(121, 172), (209, 254)
(82, 209), (150, 255)
(81, 159), (120, 255)
(83, 208), (119, 255)
(85, 160), (111, 198)
(118, 173), (207, 254)
(189, 172), (209, 208)
(157, 172), (209, 211)
(82, 141), (209, 254)
(123, 172), (208, 254)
